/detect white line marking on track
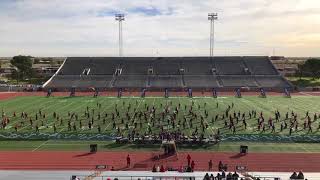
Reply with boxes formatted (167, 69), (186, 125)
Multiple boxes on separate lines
(298, 92), (312, 96)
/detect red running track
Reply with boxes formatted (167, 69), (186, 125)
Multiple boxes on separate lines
(0, 91), (319, 101)
(0, 151), (319, 172)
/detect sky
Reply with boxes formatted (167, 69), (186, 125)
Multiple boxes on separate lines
(0, 0), (320, 57)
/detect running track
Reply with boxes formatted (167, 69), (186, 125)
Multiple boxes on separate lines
(0, 151), (319, 172)
(0, 91), (320, 101)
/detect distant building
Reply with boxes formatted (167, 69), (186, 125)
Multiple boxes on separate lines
(32, 64), (60, 77)
(271, 57), (302, 76)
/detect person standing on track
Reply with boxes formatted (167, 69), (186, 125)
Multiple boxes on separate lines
(187, 154), (191, 166)
(208, 159), (213, 171)
(191, 160), (195, 172)
(126, 154), (131, 167)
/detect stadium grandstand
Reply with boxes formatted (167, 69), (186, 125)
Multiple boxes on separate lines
(43, 56), (292, 91)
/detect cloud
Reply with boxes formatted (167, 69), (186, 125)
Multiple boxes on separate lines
(0, 0), (320, 57)
(129, 7), (162, 16)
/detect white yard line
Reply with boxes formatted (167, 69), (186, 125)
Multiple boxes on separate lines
(152, 97), (156, 106)
(32, 140), (49, 152)
(130, 99), (143, 122)
(178, 96), (193, 135)
(103, 122), (112, 131)
(194, 99), (215, 134)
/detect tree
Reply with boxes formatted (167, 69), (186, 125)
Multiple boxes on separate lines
(297, 63), (303, 80)
(10, 55), (33, 82)
(303, 58), (320, 79)
(33, 58), (40, 64)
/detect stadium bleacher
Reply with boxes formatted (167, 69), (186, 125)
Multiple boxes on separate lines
(243, 56), (278, 75)
(77, 75), (113, 88)
(44, 56), (292, 90)
(219, 75), (258, 88)
(88, 57), (120, 75)
(255, 75), (291, 88)
(58, 57), (91, 75)
(214, 57), (247, 75)
(113, 75), (147, 88)
(184, 75), (220, 88)
(49, 75), (81, 87)
(121, 58), (152, 75)
(48, 75), (113, 88)
(149, 75), (183, 88)
(181, 57), (213, 75)
(153, 57), (181, 75)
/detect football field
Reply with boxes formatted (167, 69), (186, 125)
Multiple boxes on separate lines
(0, 95), (319, 136)
(0, 95), (320, 153)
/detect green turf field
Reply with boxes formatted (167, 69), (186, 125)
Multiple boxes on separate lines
(0, 95), (320, 138)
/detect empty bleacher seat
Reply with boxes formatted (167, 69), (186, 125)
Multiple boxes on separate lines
(58, 57), (120, 75)
(255, 76), (291, 88)
(47, 75), (112, 88)
(214, 57), (247, 75)
(77, 75), (113, 88)
(121, 58), (152, 75)
(149, 75), (183, 88)
(243, 56), (278, 75)
(182, 57), (213, 75)
(89, 58), (120, 75)
(152, 57), (181, 75)
(220, 76), (258, 87)
(113, 75), (147, 88)
(184, 75), (220, 88)
(58, 57), (91, 75)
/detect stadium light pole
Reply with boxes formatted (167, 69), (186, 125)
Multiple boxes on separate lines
(115, 14), (125, 57)
(208, 13), (218, 58)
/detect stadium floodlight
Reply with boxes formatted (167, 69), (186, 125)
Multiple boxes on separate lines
(208, 13), (218, 58)
(115, 14), (125, 57)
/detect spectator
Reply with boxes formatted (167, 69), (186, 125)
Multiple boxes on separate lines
(290, 172), (298, 179)
(226, 172), (232, 180)
(221, 170), (226, 178)
(297, 171), (304, 179)
(216, 173), (222, 180)
(152, 165), (156, 172)
(156, 165), (160, 172)
(186, 166), (192, 172)
(204, 173), (210, 180)
(209, 174), (214, 180)
(232, 171), (239, 179)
